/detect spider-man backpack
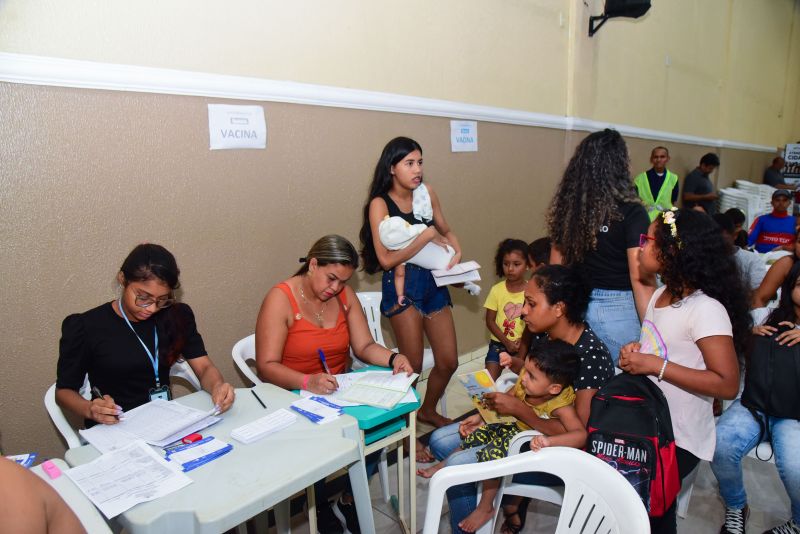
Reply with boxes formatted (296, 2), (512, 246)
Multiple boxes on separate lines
(586, 373), (680, 517)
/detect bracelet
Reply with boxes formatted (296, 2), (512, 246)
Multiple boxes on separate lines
(388, 352), (399, 368)
(301, 374), (310, 390)
(657, 359), (668, 382)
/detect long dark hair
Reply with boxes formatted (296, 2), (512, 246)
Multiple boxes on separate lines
(530, 265), (591, 325)
(546, 129), (640, 265)
(120, 244), (185, 366)
(654, 209), (752, 354)
(766, 260), (800, 326)
(359, 137), (423, 274)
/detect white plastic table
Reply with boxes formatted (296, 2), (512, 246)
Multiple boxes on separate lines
(31, 458), (112, 534)
(65, 384), (374, 534)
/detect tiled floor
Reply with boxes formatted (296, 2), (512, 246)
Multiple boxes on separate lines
(280, 356), (793, 533)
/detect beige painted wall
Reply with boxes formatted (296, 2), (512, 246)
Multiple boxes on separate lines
(1, 0), (798, 146)
(0, 81), (775, 458)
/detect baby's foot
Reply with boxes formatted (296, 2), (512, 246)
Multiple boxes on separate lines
(398, 295), (407, 306)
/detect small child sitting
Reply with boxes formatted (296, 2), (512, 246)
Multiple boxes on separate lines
(418, 340), (587, 533)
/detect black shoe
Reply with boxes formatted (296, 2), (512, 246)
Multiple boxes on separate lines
(332, 496), (361, 534)
(316, 500), (344, 534)
(720, 505), (749, 534)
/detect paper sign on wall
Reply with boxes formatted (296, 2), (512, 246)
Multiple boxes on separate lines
(208, 104), (267, 150)
(784, 143), (800, 185)
(450, 120), (478, 152)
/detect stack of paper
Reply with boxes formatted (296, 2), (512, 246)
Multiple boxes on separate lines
(337, 371), (419, 409)
(79, 399), (221, 453)
(165, 437), (233, 472)
(65, 441), (192, 519)
(431, 261), (481, 287)
(290, 397), (342, 424)
(230, 408), (297, 444)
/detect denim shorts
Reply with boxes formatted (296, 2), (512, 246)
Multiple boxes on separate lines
(380, 263), (452, 318)
(485, 340), (505, 365)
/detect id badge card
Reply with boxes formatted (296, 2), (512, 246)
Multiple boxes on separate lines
(149, 385), (172, 402)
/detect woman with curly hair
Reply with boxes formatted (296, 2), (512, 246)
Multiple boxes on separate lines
(546, 129), (656, 363)
(619, 208), (751, 534)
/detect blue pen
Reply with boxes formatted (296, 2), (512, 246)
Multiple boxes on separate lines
(318, 349), (332, 375)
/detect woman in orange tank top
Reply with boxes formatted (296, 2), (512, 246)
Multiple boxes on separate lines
(255, 234), (412, 394)
(255, 235), (414, 533)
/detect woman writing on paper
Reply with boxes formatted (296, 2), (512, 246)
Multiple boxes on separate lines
(255, 234), (413, 533)
(56, 244), (235, 427)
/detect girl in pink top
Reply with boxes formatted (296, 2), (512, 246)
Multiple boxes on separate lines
(619, 208), (751, 534)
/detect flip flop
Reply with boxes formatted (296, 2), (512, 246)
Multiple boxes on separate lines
(500, 497), (531, 534)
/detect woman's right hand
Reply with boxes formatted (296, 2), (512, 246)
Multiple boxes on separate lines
(88, 395), (122, 425)
(499, 351), (513, 368)
(306, 373), (339, 394)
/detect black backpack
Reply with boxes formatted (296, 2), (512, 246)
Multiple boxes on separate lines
(586, 373), (680, 517)
(741, 331), (800, 458)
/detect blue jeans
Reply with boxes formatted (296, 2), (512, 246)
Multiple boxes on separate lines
(485, 340), (505, 366)
(380, 264), (452, 318)
(711, 400), (800, 523)
(585, 288), (640, 366)
(429, 423), (482, 533)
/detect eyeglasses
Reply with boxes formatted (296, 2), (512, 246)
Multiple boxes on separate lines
(134, 292), (175, 309)
(639, 234), (656, 248)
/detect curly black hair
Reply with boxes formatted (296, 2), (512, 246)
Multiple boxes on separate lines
(765, 259), (800, 327)
(546, 129), (641, 265)
(653, 209), (752, 354)
(526, 339), (580, 388)
(528, 237), (551, 267)
(531, 265), (591, 325)
(493, 238), (529, 278)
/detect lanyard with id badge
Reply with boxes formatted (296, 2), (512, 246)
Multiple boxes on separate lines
(118, 298), (171, 401)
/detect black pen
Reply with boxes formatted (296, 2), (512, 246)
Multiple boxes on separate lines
(251, 389), (267, 409)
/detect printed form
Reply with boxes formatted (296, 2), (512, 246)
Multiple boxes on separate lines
(65, 441), (192, 518)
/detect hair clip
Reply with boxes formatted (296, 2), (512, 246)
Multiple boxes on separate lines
(662, 208), (681, 247)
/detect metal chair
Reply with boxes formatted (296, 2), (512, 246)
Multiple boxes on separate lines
(422, 446), (650, 534)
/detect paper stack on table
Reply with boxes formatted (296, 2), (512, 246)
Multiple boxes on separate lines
(65, 441), (192, 519)
(79, 399), (221, 453)
(230, 408), (297, 444)
(290, 397), (342, 424)
(431, 261), (481, 287)
(336, 371), (419, 409)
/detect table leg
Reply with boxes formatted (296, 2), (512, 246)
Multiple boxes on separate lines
(307, 486), (316, 534)
(348, 449), (375, 534)
(398, 437), (405, 531)
(274, 501), (291, 534)
(409, 411), (416, 534)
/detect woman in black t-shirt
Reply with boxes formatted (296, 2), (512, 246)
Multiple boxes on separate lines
(56, 244), (235, 426)
(546, 129), (656, 364)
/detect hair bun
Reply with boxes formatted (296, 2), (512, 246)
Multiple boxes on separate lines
(299, 257), (307, 263)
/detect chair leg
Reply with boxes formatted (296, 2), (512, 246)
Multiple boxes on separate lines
(379, 447), (391, 503)
(676, 463), (700, 519)
(439, 395), (447, 419)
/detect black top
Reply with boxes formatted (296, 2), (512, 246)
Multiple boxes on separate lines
(573, 325), (615, 390)
(579, 201), (649, 290)
(57, 302), (206, 423)
(646, 169), (679, 203)
(380, 193), (434, 227)
(683, 168), (716, 214)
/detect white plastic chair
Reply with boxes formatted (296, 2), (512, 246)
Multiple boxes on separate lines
(422, 447), (650, 534)
(231, 334), (261, 385)
(45, 361), (203, 449)
(353, 291), (446, 417)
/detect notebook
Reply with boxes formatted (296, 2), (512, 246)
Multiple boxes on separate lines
(336, 371), (419, 409)
(457, 369), (516, 424)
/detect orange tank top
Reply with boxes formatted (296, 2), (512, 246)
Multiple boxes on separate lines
(276, 282), (350, 375)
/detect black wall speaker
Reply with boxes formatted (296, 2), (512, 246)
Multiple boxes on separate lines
(605, 0), (651, 18)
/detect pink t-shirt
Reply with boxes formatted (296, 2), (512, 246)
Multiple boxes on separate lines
(644, 286), (732, 461)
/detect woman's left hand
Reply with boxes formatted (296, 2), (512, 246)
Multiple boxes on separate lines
(775, 321), (800, 346)
(447, 250), (462, 270)
(618, 351), (662, 376)
(391, 353), (414, 375)
(211, 382), (236, 413)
